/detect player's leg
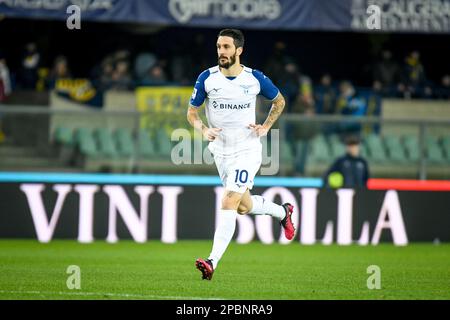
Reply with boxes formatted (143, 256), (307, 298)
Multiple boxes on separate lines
(206, 189), (242, 269)
(247, 193), (286, 219)
(237, 189), (284, 219)
(235, 155), (297, 240)
(233, 156), (288, 220)
(196, 154), (243, 280)
(248, 193), (296, 240)
(201, 150), (262, 273)
(196, 188), (243, 280)
(237, 189), (252, 214)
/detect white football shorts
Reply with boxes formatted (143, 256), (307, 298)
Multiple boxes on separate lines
(212, 146), (262, 194)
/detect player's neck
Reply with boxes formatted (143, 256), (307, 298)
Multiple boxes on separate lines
(220, 62), (243, 77)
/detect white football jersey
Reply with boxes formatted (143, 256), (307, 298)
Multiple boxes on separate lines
(190, 65), (279, 156)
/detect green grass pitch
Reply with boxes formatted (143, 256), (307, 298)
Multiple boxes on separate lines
(0, 240), (449, 300)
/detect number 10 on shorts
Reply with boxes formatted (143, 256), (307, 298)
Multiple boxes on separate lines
(234, 170), (249, 183)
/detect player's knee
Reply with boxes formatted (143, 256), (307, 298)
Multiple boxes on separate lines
(221, 191), (242, 210)
(237, 204), (250, 215)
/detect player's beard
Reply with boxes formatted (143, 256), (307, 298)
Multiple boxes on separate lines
(218, 53), (236, 69)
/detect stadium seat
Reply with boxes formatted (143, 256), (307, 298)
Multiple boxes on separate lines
(280, 141), (294, 164)
(114, 128), (135, 158)
(425, 135), (445, 164)
(95, 128), (119, 158)
(441, 135), (450, 162)
(360, 143), (369, 158)
(74, 128), (98, 157)
(384, 134), (408, 163)
(309, 135), (330, 163)
(427, 144), (446, 164)
(328, 134), (340, 145)
(403, 135), (420, 162)
(364, 134), (388, 163)
(156, 128), (173, 157)
(137, 129), (156, 158)
(328, 135), (346, 158)
(54, 127), (73, 146)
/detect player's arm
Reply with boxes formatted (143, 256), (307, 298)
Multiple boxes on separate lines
(249, 92), (286, 137)
(263, 92), (286, 129)
(187, 106), (222, 141)
(249, 70), (286, 137)
(187, 105), (207, 133)
(188, 70), (222, 141)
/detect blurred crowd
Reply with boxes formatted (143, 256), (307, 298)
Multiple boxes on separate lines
(0, 40), (449, 106)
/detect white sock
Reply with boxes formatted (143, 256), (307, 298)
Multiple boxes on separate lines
(208, 209), (237, 269)
(249, 195), (286, 220)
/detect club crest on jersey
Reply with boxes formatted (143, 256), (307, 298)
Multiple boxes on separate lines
(240, 84), (253, 94)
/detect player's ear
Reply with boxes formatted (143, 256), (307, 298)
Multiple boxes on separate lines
(236, 47), (243, 56)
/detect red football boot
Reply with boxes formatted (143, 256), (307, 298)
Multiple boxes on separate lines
(195, 258), (214, 280)
(280, 203), (296, 240)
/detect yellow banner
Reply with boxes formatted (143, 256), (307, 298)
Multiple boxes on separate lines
(136, 86), (199, 137)
(56, 79), (97, 102)
(136, 87), (192, 113)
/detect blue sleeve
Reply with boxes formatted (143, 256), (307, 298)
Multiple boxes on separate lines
(189, 70), (210, 108)
(252, 69), (280, 100)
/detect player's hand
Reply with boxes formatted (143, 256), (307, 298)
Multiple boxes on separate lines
(203, 127), (222, 141)
(248, 124), (269, 137)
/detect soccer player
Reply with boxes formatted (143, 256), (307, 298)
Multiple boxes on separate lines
(187, 29), (296, 281)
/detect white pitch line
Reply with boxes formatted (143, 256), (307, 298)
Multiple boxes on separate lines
(0, 290), (224, 300)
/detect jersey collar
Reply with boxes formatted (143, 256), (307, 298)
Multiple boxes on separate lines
(218, 64), (245, 81)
